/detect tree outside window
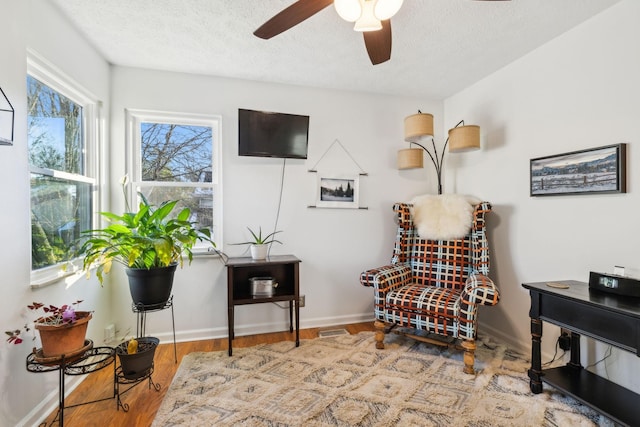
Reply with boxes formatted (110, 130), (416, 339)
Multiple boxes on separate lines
(28, 75), (93, 270)
(128, 111), (221, 249)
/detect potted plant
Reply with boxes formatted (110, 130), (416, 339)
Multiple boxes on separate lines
(79, 178), (214, 308)
(115, 336), (159, 380)
(5, 300), (92, 361)
(232, 226), (282, 260)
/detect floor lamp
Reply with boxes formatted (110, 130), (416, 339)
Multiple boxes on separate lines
(397, 111), (480, 194)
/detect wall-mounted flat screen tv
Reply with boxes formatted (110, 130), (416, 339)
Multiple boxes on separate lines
(238, 108), (309, 159)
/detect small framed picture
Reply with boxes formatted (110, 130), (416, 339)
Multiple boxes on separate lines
(530, 143), (626, 196)
(0, 86), (15, 145)
(316, 174), (359, 208)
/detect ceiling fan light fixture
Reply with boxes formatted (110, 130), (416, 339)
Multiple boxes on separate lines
(334, 0), (362, 22)
(374, 0), (403, 20)
(335, 0), (386, 32)
(354, 0), (382, 32)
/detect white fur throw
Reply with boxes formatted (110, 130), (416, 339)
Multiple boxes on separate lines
(409, 194), (480, 240)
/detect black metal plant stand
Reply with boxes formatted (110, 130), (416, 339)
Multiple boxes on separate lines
(131, 295), (177, 363)
(113, 297), (176, 411)
(115, 362), (161, 412)
(26, 343), (115, 427)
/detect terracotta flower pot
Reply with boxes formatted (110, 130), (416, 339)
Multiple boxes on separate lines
(34, 311), (92, 358)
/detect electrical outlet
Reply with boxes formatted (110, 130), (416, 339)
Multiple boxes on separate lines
(104, 323), (115, 342)
(299, 295), (305, 308)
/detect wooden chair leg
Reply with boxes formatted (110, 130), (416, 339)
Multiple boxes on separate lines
(461, 339), (476, 374)
(374, 320), (386, 349)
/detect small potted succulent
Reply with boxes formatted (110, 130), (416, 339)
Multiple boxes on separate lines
(79, 177), (214, 308)
(232, 226), (282, 260)
(5, 300), (92, 360)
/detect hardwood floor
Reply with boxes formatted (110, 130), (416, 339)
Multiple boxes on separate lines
(42, 322), (375, 426)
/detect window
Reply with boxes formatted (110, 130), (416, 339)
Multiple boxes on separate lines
(27, 53), (99, 282)
(127, 110), (222, 250)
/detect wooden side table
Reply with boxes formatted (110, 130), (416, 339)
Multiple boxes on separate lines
(226, 255), (301, 356)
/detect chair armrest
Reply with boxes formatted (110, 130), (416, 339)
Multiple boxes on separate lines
(360, 264), (412, 292)
(461, 273), (500, 306)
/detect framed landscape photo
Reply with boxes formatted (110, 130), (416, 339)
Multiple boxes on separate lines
(530, 143), (626, 196)
(316, 174), (359, 208)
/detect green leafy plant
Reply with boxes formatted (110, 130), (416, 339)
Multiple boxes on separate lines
(5, 300), (85, 345)
(79, 179), (214, 284)
(232, 226), (282, 246)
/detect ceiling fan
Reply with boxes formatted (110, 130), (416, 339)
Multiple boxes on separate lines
(254, 0), (511, 66)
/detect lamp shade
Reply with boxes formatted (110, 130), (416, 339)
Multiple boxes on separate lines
(404, 113), (433, 142)
(397, 148), (424, 169)
(448, 125), (480, 152)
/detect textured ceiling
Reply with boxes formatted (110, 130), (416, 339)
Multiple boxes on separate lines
(50, 0), (621, 99)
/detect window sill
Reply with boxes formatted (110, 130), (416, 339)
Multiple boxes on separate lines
(194, 246), (228, 263)
(30, 262), (83, 289)
(30, 251), (224, 289)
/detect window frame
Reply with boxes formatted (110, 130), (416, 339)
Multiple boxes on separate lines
(27, 50), (102, 288)
(125, 108), (222, 252)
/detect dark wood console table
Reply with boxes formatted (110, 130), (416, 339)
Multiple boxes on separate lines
(226, 255), (301, 356)
(522, 280), (640, 426)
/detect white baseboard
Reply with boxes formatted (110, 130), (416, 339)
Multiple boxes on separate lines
(480, 323), (528, 354)
(151, 313), (375, 344)
(480, 323), (557, 363)
(18, 376), (84, 427)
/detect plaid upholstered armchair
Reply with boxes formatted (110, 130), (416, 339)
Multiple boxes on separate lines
(360, 200), (499, 374)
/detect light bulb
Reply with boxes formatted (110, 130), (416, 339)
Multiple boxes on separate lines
(335, 0), (399, 32)
(334, 0), (362, 22)
(374, 0), (403, 20)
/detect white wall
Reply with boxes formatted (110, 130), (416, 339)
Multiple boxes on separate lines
(444, 0), (640, 394)
(5, 0), (636, 424)
(109, 66), (442, 342)
(0, 1), (111, 425)
(2, 2), (441, 423)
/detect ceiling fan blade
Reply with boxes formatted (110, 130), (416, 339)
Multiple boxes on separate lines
(363, 20), (392, 65)
(254, 0), (334, 39)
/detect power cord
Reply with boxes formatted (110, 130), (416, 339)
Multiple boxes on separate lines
(543, 337), (613, 376)
(268, 158), (286, 258)
(211, 158), (287, 263)
(207, 245), (229, 263)
(271, 302), (289, 309)
(586, 345), (613, 377)
(542, 337), (567, 367)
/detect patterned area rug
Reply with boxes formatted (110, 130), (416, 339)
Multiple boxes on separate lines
(153, 332), (613, 426)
